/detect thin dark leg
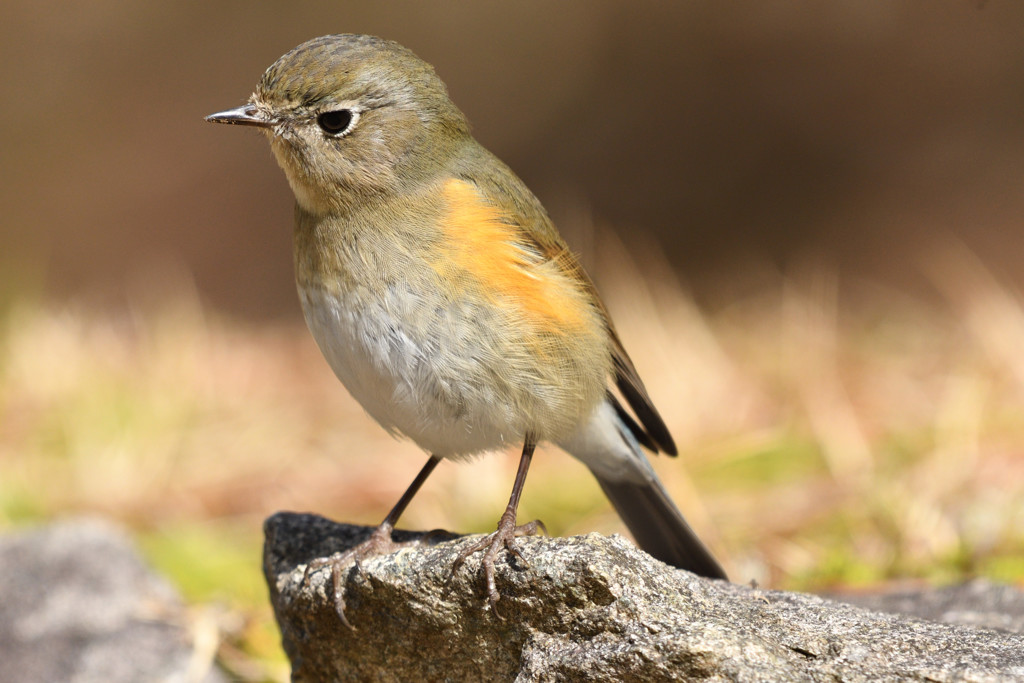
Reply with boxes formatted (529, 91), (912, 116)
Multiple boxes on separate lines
(305, 454), (442, 627)
(503, 436), (535, 522)
(378, 454), (442, 531)
(454, 435), (546, 611)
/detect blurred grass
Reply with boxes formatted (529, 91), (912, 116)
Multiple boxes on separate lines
(1, 239), (1023, 680)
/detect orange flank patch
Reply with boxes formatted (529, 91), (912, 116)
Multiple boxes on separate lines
(435, 179), (589, 333)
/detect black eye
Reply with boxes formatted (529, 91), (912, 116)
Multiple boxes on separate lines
(317, 109), (356, 136)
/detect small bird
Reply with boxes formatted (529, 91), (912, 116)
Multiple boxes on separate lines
(207, 34), (727, 615)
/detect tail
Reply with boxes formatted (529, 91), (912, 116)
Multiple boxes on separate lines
(594, 472), (727, 580)
(558, 400), (728, 580)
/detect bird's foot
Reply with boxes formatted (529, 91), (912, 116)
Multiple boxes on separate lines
(302, 522), (421, 629)
(453, 509), (546, 614)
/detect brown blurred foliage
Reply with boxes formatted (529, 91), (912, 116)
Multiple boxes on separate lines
(3, 1), (1024, 318)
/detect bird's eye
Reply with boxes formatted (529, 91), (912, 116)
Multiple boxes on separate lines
(316, 109), (358, 136)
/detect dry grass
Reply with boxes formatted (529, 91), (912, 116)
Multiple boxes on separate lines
(2, 239), (1022, 680)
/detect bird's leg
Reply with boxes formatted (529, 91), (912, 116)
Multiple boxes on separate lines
(453, 435), (546, 612)
(304, 454), (442, 627)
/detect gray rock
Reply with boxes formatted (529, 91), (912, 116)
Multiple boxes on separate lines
(264, 512), (1024, 682)
(0, 519), (223, 683)
(833, 579), (1024, 635)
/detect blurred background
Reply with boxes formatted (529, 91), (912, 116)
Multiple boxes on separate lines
(2, 1), (1024, 679)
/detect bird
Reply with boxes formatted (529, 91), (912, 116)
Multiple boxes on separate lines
(207, 33), (727, 618)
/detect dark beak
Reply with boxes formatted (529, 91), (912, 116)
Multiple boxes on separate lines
(205, 104), (273, 128)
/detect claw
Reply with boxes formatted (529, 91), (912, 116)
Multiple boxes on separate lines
(302, 456), (444, 627)
(449, 436), (542, 610)
(454, 513), (545, 610)
(301, 522), (419, 628)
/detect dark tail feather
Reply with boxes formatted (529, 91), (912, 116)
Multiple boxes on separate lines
(593, 473), (728, 580)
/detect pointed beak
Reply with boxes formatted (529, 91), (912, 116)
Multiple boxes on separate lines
(205, 104), (273, 128)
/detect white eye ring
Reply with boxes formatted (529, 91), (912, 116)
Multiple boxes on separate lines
(316, 109), (359, 137)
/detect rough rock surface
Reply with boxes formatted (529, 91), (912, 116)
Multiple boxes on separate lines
(264, 512), (1024, 682)
(0, 519), (223, 683)
(833, 579), (1024, 635)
